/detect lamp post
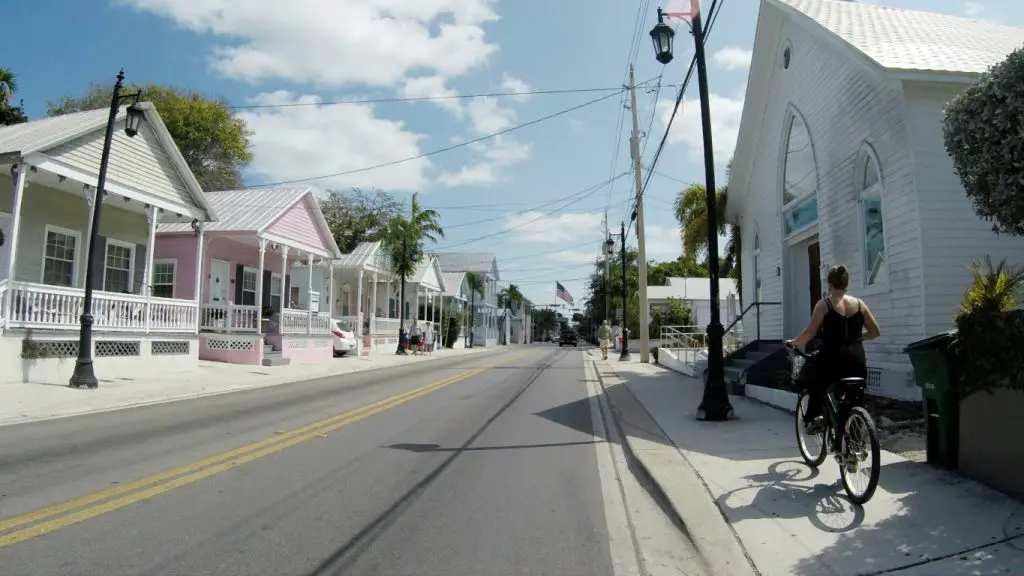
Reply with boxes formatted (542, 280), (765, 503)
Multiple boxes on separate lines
(395, 234), (408, 355)
(617, 222), (631, 361)
(69, 69), (145, 389)
(651, 7), (732, 420)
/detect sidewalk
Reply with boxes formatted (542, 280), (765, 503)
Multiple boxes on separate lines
(0, 346), (502, 428)
(591, 351), (1024, 576)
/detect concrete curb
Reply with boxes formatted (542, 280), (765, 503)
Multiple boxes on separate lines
(0, 347), (506, 428)
(589, 354), (760, 576)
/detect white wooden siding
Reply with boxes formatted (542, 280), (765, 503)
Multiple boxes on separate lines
(905, 82), (1024, 335)
(737, 9), (925, 398)
(44, 122), (201, 211)
(0, 179), (147, 287)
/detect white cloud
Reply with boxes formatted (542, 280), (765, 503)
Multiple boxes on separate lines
(503, 211), (604, 243)
(658, 88), (745, 164)
(237, 91), (429, 190)
(712, 46), (753, 71)
(400, 75), (463, 118)
(547, 250), (600, 263)
(642, 223), (682, 261)
(963, 1), (984, 16)
(116, 0), (499, 88)
(501, 74), (531, 102)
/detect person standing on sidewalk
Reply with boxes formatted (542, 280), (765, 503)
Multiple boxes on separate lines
(409, 320), (422, 355)
(785, 264), (881, 433)
(423, 323), (434, 355)
(598, 320), (612, 360)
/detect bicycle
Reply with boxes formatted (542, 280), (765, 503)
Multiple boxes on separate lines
(787, 344), (881, 505)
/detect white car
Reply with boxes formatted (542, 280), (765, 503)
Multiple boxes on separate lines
(331, 319), (357, 356)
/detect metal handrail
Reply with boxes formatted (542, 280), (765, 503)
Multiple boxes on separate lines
(724, 301), (781, 342)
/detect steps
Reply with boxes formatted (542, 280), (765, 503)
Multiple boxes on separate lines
(262, 343), (291, 367)
(723, 341), (787, 394)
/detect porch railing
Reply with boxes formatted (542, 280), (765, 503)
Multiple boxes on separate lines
(7, 281), (196, 333)
(199, 304), (260, 333)
(0, 279), (7, 329)
(374, 317), (401, 334)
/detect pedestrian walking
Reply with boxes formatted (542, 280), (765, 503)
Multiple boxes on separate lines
(597, 320), (612, 360)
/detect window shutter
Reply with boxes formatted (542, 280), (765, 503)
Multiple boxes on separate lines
(133, 244), (146, 295)
(262, 270), (272, 307)
(90, 236), (107, 290)
(234, 264), (244, 304)
(284, 275), (291, 308)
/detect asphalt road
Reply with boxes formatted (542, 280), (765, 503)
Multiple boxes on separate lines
(0, 346), (701, 576)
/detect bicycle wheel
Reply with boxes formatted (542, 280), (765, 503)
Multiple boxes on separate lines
(795, 391), (827, 467)
(840, 406), (881, 505)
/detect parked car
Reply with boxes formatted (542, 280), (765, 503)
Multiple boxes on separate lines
(331, 319), (357, 356)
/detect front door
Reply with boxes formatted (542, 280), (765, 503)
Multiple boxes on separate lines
(808, 242), (822, 312)
(209, 259), (231, 304)
(0, 212), (12, 282)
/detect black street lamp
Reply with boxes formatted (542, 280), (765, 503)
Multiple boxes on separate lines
(651, 7), (732, 420)
(69, 69), (144, 389)
(618, 222), (631, 362)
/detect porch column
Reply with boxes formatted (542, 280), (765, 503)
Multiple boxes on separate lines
(370, 270), (379, 357)
(257, 238), (267, 329)
(329, 262), (337, 319)
(143, 205), (159, 333)
(439, 291), (444, 348)
(193, 226), (205, 335)
(3, 163), (28, 320)
(355, 269), (364, 342)
(279, 246), (289, 321)
(306, 252), (313, 335)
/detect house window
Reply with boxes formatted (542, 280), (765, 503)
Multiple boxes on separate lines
(753, 229), (762, 301)
(270, 273), (283, 310)
(42, 225), (80, 287)
(781, 112), (819, 237)
(152, 260), (176, 298)
(104, 239), (135, 293)
(860, 152), (886, 286)
(241, 267), (258, 306)
(290, 286), (301, 308)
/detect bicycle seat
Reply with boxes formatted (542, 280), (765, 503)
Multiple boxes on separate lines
(835, 377), (866, 389)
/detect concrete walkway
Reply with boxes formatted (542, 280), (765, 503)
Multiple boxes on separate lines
(591, 350), (1024, 576)
(0, 346), (502, 427)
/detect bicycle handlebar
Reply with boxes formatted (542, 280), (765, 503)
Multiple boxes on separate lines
(785, 342), (815, 359)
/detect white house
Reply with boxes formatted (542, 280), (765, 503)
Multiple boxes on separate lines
(648, 277), (740, 329)
(727, 0), (1024, 400)
(441, 271), (470, 348)
(435, 252), (501, 347)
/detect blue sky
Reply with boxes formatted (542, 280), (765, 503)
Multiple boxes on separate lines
(3, 0), (1020, 307)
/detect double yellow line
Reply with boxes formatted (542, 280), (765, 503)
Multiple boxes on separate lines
(0, 351), (531, 548)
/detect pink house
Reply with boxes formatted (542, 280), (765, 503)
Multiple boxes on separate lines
(154, 187), (342, 366)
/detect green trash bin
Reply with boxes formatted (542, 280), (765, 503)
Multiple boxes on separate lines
(904, 330), (959, 469)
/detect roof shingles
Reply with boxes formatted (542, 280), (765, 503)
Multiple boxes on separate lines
(158, 188), (309, 233)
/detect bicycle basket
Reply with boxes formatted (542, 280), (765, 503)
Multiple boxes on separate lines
(790, 354), (806, 380)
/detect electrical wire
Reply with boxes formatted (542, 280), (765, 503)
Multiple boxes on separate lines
(228, 84), (671, 109)
(242, 88), (628, 189)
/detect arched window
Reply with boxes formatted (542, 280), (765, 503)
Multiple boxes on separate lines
(781, 111), (819, 237)
(753, 227), (762, 301)
(859, 149), (886, 286)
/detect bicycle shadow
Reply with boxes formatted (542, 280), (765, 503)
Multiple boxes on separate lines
(715, 460), (867, 534)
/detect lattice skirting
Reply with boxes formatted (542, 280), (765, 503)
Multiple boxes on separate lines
(20, 339), (190, 358)
(204, 337), (256, 352)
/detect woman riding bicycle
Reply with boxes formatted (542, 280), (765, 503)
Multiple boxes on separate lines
(785, 264), (881, 434)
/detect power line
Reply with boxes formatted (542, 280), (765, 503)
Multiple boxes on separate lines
(228, 84), (670, 109)
(242, 88), (628, 189)
(432, 173), (627, 251)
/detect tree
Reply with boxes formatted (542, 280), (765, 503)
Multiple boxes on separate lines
(647, 257), (708, 286)
(466, 272), (486, 346)
(0, 68), (27, 126)
(583, 247), (640, 333)
(674, 183), (727, 260)
(383, 192), (444, 354)
(319, 188), (403, 254)
(943, 47), (1024, 236)
(47, 83), (253, 191)
(649, 297), (693, 339)
(534, 308), (558, 336)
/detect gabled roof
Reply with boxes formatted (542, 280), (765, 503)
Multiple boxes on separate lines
(442, 272), (467, 297)
(774, 0), (1024, 78)
(0, 103), (216, 221)
(335, 241), (392, 273)
(435, 252), (500, 280)
(728, 0), (1024, 222)
(409, 255), (447, 292)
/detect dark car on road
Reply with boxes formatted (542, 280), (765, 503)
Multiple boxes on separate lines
(559, 330), (578, 347)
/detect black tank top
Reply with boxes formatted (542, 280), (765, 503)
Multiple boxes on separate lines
(820, 297), (865, 349)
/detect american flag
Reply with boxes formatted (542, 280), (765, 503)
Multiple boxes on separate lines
(556, 282), (574, 306)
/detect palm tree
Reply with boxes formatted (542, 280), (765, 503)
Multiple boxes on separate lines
(465, 272), (485, 347)
(674, 183), (727, 260)
(0, 68), (17, 107)
(383, 193), (444, 354)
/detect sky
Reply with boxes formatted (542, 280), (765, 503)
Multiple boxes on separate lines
(3, 0), (1021, 309)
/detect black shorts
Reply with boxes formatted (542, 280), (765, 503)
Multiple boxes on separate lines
(410, 335), (421, 346)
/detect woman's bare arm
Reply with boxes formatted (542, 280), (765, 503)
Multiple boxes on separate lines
(861, 300), (881, 340)
(788, 299), (827, 347)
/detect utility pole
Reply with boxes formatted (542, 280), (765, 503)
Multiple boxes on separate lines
(627, 65), (651, 363)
